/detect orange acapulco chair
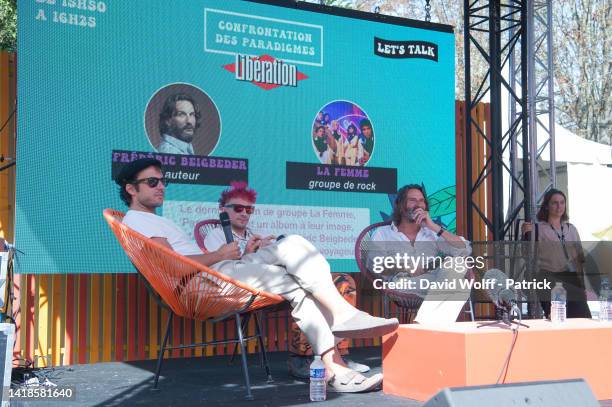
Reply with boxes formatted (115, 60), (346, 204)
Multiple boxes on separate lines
(103, 209), (284, 400)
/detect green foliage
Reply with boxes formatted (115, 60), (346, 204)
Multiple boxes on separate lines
(428, 185), (456, 218)
(0, 0), (16, 51)
(323, 0), (354, 7)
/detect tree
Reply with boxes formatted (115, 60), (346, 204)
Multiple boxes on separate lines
(553, 0), (610, 144)
(0, 0), (16, 51)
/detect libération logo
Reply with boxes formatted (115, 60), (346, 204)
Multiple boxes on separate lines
(223, 54), (308, 90)
(205, 8), (322, 90)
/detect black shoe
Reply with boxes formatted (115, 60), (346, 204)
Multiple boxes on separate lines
(287, 354), (313, 379)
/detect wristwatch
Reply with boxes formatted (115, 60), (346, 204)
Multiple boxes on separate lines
(436, 227), (445, 237)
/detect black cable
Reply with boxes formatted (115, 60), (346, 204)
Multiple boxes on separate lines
(0, 108), (16, 135)
(496, 306), (521, 384)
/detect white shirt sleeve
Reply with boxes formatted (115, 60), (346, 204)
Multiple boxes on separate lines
(123, 211), (165, 239)
(203, 227), (226, 252)
(435, 235), (472, 257)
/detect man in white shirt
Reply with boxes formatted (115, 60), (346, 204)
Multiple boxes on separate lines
(115, 158), (397, 392)
(371, 184), (472, 324)
(157, 94), (199, 155)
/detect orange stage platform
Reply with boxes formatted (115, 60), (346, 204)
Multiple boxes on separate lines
(382, 319), (612, 401)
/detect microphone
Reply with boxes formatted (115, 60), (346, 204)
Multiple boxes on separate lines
(484, 268), (516, 309)
(219, 212), (233, 243)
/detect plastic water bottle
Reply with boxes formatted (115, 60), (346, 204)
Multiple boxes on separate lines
(550, 282), (567, 324)
(599, 277), (610, 322)
(309, 355), (326, 402)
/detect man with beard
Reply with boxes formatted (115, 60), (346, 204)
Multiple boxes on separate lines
(157, 94), (200, 155)
(371, 184), (472, 324)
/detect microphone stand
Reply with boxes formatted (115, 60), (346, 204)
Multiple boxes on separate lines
(477, 303), (530, 329)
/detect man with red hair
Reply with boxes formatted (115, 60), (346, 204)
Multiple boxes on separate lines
(204, 182), (274, 256)
(205, 182), (370, 379)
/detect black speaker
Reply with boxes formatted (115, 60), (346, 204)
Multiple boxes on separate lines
(423, 379), (599, 407)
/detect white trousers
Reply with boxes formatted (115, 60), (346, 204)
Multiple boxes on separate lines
(213, 235), (340, 354)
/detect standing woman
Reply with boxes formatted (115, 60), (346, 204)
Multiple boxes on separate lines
(522, 189), (591, 318)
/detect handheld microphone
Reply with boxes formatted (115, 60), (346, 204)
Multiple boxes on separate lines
(484, 268), (516, 309)
(219, 212), (233, 243)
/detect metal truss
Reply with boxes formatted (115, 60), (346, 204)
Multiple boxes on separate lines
(509, 0), (557, 226)
(464, 0), (557, 242)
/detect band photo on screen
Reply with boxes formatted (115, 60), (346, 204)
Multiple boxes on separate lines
(312, 100), (375, 166)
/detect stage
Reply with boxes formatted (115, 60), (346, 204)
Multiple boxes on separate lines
(9, 347), (413, 407)
(9, 345), (612, 407)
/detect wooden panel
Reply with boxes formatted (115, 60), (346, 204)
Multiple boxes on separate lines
(137, 279), (147, 360)
(114, 274), (125, 361)
(89, 275), (100, 363)
(148, 294), (159, 360)
(127, 275), (138, 360)
(51, 275), (64, 366)
(63, 275), (75, 365)
(78, 275), (89, 364)
(102, 275), (113, 361)
(36, 276), (49, 367)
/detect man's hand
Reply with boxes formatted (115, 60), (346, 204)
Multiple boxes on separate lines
(244, 235), (262, 254)
(244, 234), (277, 254)
(258, 235), (276, 248)
(216, 242), (241, 260)
(413, 207), (435, 229)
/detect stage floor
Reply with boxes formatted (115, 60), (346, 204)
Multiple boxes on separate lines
(10, 346), (612, 407)
(10, 347), (416, 407)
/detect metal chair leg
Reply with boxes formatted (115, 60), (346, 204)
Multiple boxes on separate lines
(253, 312), (273, 383)
(383, 293), (389, 318)
(468, 297), (475, 321)
(230, 313), (251, 365)
(235, 313), (254, 400)
(153, 312), (173, 390)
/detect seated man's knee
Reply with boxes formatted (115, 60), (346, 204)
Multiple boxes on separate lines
(281, 234), (317, 251)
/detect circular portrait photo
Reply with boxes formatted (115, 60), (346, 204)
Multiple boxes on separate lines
(311, 101), (374, 166)
(144, 83), (221, 156)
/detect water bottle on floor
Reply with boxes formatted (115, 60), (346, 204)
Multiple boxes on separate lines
(551, 282), (566, 324)
(600, 277), (610, 322)
(309, 355), (326, 402)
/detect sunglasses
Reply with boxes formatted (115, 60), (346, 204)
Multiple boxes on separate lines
(133, 177), (168, 188)
(224, 204), (255, 214)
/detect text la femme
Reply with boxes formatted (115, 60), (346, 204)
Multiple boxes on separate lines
(313, 166), (375, 191)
